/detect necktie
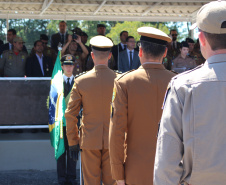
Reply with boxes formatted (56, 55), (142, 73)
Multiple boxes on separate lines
(173, 41), (176, 50)
(61, 34), (64, 45)
(67, 77), (70, 89)
(129, 51), (133, 69)
(124, 44), (127, 50)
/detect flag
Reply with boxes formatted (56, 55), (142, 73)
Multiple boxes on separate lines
(48, 51), (66, 160)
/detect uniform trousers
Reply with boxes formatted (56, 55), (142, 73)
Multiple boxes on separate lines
(57, 127), (77, 183)
(81, 148), (116, 185)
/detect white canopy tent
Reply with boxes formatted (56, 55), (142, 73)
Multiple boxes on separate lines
(0, 0), (212, 22)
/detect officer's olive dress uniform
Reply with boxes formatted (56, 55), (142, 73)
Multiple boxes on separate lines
(172, 55), (196, 73)
(65, 35), (117, 185)
(65, 65), (117, 185)
(0, 50), (27, 77)
(109, 64), (175, 185)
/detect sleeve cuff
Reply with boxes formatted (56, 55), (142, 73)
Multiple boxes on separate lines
(110, 163), (125, 180)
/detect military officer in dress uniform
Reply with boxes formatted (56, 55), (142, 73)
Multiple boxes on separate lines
(57, 54), (78, 185)
(109, 27), (175, 185)
(65, 36), (117, 185)
(0, 36), (27, 77)
(154, 1), (226, 185)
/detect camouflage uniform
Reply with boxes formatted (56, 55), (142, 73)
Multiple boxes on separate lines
(0, 50), (28, 77)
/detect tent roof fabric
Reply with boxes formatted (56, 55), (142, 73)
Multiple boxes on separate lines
(0, 0), (212, 22)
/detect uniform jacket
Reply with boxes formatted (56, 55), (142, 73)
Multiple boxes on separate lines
(51, 32), (69, 53)
(25, 54), (53, 77)
(0, 50), (27, 77)
(109, 63), (175, 185)
(154, 54), (226, 185)
(65, 65), (118, 149)
(0, 43), (28, 55)
(118, 50), (140, 72)
(172, 55), (196, 73)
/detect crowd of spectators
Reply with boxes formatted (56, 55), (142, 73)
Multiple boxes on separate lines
(0, 21), (206, 78)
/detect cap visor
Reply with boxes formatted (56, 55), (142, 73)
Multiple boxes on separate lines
(190, 23), (197, 30)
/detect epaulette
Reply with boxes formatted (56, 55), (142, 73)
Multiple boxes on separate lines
(172, 64), (204, 80)
(116, 69), (135, 81)
(74, 71), (87, 79)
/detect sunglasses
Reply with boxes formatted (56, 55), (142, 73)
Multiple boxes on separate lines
(42, 42), (48, 45)
(172, 34), (177, 36)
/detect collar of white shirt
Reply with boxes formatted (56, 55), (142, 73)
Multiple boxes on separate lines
(63, 74), (74, 84)
(36, 53), (43, 59)
(120, 42), (126, 50)
(127, 48), (134, 53)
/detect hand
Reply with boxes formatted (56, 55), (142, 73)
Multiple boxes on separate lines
(69, 145), (79, 161)
(74, 35), (81, 44)
(116, 180), (125, 185)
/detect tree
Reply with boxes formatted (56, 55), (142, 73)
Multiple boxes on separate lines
(106, 21), (170, 44)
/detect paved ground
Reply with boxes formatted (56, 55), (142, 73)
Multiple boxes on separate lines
(0, 170), (80, 185)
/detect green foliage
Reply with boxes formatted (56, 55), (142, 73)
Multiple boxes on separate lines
(106, 21), (170, 44)
(0, 19), (190, 52)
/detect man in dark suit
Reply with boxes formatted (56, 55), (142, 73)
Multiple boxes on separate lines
(112, 30), (128, 70)
(51, 21), (69, 53)
(0, 29), (28, 55)
(118, 36), (141, 73)
(167, 29), (180, 59)
(26, 40), (53, 77)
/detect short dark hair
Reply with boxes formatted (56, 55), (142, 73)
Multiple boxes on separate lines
(170, 29), (177, 34)
(200, 29), (226, 50)
(34, 40), (42, 47)
(126, 36), (134, 42)
(8, 29), (16, 35)
(180, 41), (189, 49)
(120, 31), (128, 37)
(140, 41), (166, 59)
(59, 21), (67, 26)
(40, 34), (48, 41)
(186, 37), (195, 43)
(92, 49), (110, 60)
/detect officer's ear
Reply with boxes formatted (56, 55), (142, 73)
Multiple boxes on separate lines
(163, 47), (168, 58)
(139, 47), (143, 58)
(108, 52), (112, 60)
(199, 31), (206, 47)
(91, 52), (95, 60)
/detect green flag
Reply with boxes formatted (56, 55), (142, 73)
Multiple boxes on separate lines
(48, 51), (66, 160)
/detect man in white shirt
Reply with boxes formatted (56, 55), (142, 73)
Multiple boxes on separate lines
(26, 40), (53, 77)
(118, 36), (140, 72)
